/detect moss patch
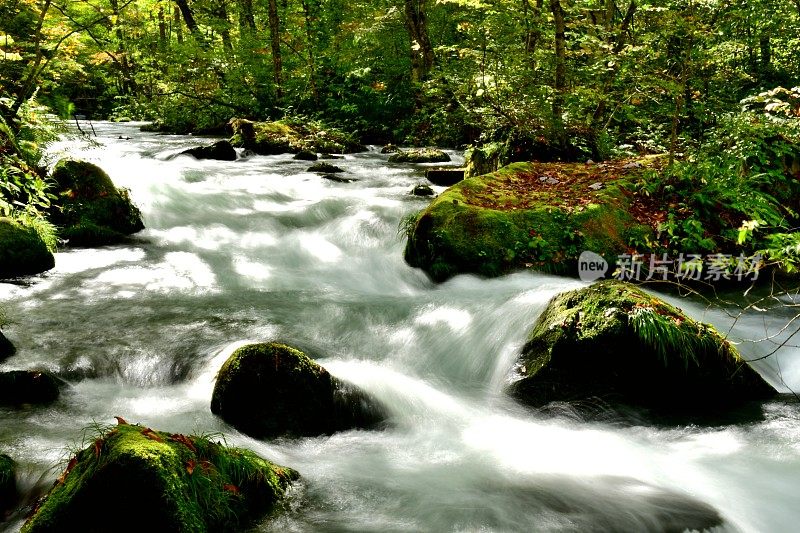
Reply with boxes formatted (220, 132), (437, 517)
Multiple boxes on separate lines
(404, 161), (657, 281)
(49, 159), (144, 247)
(0, 217), (55, 278)
(229, 118), (364, 155)
(388, 148), (451, 164)
(22, 422), (298, 533)
(211, 342), (385, 439)
(508, 280), (777, 412)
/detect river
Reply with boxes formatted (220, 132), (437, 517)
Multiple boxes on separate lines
(1, 122), (799, 532)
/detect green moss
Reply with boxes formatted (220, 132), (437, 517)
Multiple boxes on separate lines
(509, 280), (777, 412)
(229, 118), (363, 155)
(388, 148), (451, 164)
(211, 342), (385, 438)
(22, 423), (298, 533)
(0, 217), (55, 278)
(0, 453), (16, 511)
(48, 160), (144, 247)
(405, 162), (652, 281)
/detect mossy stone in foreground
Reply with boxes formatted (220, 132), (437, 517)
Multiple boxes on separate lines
(0, 371), (61, 406)
(211, 343), (385, 438)
(0, 454), (16, 512)
(0, 218), (55, 278)
(49, 159), (144, 247)
(22, 423), (298, 533)
(404, 161), (654, 281)
(388, 148), (451, 163)
(509, 281), (777, 412)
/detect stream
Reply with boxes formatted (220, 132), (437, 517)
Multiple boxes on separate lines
(1, 122), (799, 532)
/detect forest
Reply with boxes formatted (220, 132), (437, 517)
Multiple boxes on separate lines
(2, 1), (800, 532)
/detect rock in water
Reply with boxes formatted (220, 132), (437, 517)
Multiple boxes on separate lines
(180, 140), (237, 161)
(0, 371), (62, 406)
(21, 423), (298, 533)
(49, 159), (144, 247)
(508, 280), (777, 413)
(0, 454), (16, 513)
(308, 162), (344, 173)
(425, 168), (464, 186)
(411, 184), (435, 197)
(293, 150), (318, 161)
(0, 331), (15, 362)
(388, 148), (451, 164)
(0, 218), (54, 279)
(211, 342), (386, 438)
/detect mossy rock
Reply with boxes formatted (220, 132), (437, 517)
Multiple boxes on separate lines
(388, 148), (451, 164)
(180, 140), (237, 161)
(293, 150), (318, 161)
(308, 162), (344, 173)
(49, 159), (144, 247)
(380, 144), (400, 154)
(508, 280), (777, 413)
(211, 343), (386, 439)
(411, 184), (435, 197)
(0, 331), (15, 362)
(404, 161), (655, 282)
(0, 370), (62, 406)
(0, 217), (55, 278)
(0, 454), (16, 513)
(22, 422), (298, 533)
(229, 118), (364, 156)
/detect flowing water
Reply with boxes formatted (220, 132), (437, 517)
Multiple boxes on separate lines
(1, 122), (799, 532)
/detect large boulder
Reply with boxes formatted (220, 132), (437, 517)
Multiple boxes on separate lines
(211, 343), (386, 438)
(229, 118), (364, 156)
(0, 454), (16, 513)
(22, 422), (298, 533)
(404, 161), (654, 282)
(0, 371), (62, 406)
(0, 217), (55, 278)
(0, 331), (15, 362)
(388, 148), (451, 164)
(508, 281), (777, 413)
(180, 140), (237, 161)
(49, 160), (144, 247)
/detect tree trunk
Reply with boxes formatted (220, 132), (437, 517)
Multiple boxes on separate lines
(216, 0), (233, 51)
(175, 0), (203, 43)
(302, 0), (319, 103)
(550, 0), (566, 144)
(9, 0), (53, 119)
(404, 0), (434, 83)
(267, 0), (283, 101)
(237, 0), (256, 35)
(158, 6), (167, 50)
(174, 7), (183, 44)
(759, 35), (771, 70)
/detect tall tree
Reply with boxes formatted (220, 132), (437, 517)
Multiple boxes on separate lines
(267, 0), (283, 101)
(404, 0), (434, 83)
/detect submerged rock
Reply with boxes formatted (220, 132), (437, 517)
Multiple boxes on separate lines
(322, 174), (358, 183)
(0, 331), (15, 362)
(211, 342), (386, 438)
(229, 118), (364, 156)
(0, 218), (55, 279)
(293, 150), (318, 161)
(0, 371), (62, 406)
(508, 280), (777, 413)
(22, 422), (298, 533)
(49, 159), (144, 247)
(388, 148), (451, 164)
(411, 184), (435, 197)
(0, 454), (16, 513)
(404, 161), (654, 281)
(180, 140), (237, 161)
(308, 162), (344, 173)
(380, 144), (400, 154)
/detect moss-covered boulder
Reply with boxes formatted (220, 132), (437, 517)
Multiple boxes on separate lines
(0, 371), (62, 406)
(411, 184), (434, 197)
(0, 454), (16, 513)
(293, 150), (318, 161)
(388, 148), (451, 164)
(180, 140), (237, 161)
(508, 281), (777, 413)
(229, 118), (364, 156)
(404, 161), (656, 282)
(211, 343), (386, 438)
(0, 218), (55, 278)
(22, 422), (298, 533)
(49, 159), (144, 247)
(308, 162), (344, 173)
(0, 331), (15, 362)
